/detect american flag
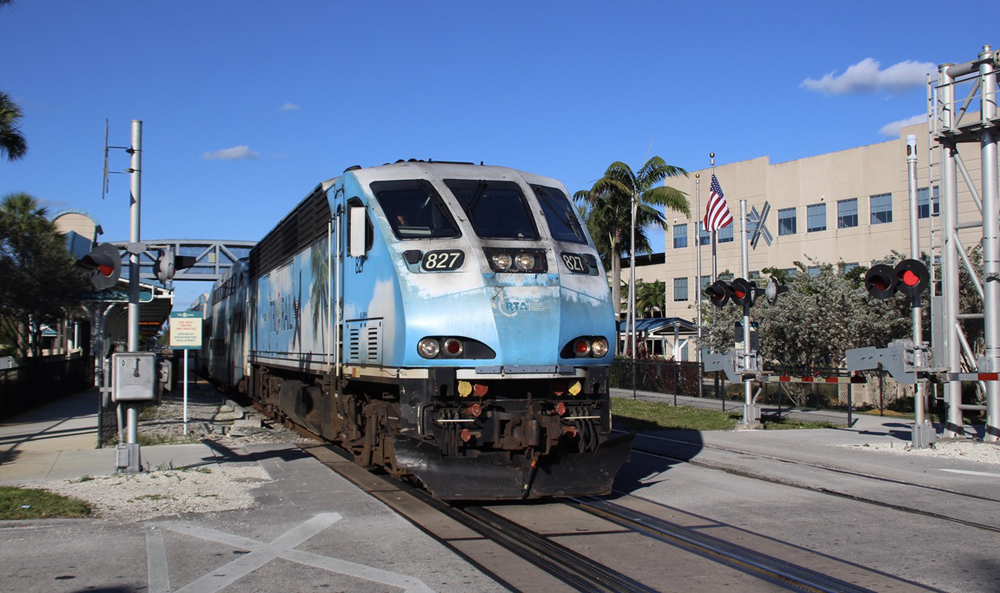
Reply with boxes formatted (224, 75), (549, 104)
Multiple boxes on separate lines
(704, 174), (733, 232)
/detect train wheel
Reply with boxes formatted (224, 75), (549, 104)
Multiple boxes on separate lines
(354, 400), (402, 474)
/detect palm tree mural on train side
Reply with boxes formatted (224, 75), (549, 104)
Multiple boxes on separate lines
(575, 157), (689, 319)
(309, 235), (329, 348)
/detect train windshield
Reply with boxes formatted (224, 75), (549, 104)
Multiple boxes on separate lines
(532, 185), (588, 244)
(445, 179), (539, 240)
(371, 179), (460, 239)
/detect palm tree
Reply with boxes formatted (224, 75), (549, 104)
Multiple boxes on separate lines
(636, 279), (666, 317)
(575, 157), (689, 319)
(0, 193), (83, 357)
(0, 92), (27, 162)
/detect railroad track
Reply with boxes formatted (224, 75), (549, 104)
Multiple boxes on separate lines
(302, 443), (931, 592)
(627, 430), (1000, 535)
(571, 497), (880, 593)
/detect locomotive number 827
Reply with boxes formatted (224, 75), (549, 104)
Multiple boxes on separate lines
(201, 160), (633, 499)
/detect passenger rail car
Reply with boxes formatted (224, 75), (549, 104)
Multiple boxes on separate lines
(205, 161), (632, 499)
(205, 260), (248, 389)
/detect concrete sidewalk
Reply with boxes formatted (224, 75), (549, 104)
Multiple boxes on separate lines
(0, 388), (228, 485)
(0, 389), (507, 593)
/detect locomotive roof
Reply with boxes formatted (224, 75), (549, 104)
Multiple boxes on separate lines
(344, 160), (565, 190)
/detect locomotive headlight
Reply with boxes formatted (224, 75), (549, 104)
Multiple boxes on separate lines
(514, 253), (536, 271)
(573, 339), (591, 357)
(591, 338), (609, 358)
(442, 338), (464, 357)
(418, 338), (440, 359)
(491, 253), (513, 271)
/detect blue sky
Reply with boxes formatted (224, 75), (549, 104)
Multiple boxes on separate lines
(1, 1), (995, 306)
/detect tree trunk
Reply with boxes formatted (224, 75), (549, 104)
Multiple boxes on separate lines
(611, 238), (621, 320)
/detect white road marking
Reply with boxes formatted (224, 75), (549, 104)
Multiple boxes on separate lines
(940, 469), (1000, 478)
(145, 512), (436, 593)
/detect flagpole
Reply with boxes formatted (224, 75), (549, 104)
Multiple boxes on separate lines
(695, 173), (703, 398)
(710, 153), (718, 281)
(630, 189), (637, 362)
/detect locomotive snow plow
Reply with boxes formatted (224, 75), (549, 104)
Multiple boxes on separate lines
(392, 431), (634, 500)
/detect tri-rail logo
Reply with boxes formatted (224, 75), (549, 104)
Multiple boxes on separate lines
(493, 297), (549, 318)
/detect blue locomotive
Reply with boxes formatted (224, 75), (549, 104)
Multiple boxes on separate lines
(203, 160), (632, 499)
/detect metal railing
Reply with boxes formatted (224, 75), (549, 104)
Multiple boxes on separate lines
(610, 359), (930, 417)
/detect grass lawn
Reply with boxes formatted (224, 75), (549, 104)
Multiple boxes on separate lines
(0, 485), (89, 520)
(611, 397), (834, 432)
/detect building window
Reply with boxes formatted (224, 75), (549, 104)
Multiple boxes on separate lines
(674, 277), (689, 301)
(718, 223), (734, 243)
(918, 186), (940, 219)
(870, 193), (892, 224)
(778, 208), (796, 236)
(673, 224), (688, 248)
(700, 275), (711, 290)
(838, 198), (858, 228)
(807, 203), (826, 232)
(698, 222), (710, 246)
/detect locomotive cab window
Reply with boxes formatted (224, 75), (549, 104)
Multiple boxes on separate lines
(446, 179), (539, 240)
(532, 184), (587, 244)
(371, 180), (460, 240)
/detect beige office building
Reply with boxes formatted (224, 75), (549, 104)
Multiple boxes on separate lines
(631, 119), (989, 321)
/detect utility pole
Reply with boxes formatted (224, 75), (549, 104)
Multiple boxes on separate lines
(124, 119), (143, 472)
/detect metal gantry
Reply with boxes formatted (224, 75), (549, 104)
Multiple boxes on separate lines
(932, 45), (1000, 441)
(107, 239), (255, 283)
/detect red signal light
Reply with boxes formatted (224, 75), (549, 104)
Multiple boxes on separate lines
(894, 259), (929, 298)
(729, 278), (756, 307)
(705, 280), (730, 307)
(865, 260), (929, 300)
(76, 243), (122, 290)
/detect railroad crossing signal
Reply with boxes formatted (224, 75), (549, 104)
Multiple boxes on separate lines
(153, 250), (196, 283)
(705, 278), (757, 308)
(763, 276), (789, 306)
(76, 243), (122, 290)
(705, 276), (788, 309)
(864, 259), (930, 301)
(705, 280), (732, 307)
(748, 202), (773, 249)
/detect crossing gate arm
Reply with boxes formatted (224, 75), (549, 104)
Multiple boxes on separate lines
(948, 372), (1000, 382)
(760, 375), (866, 384)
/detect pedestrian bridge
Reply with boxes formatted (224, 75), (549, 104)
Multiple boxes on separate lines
(108, 239), (255, 283)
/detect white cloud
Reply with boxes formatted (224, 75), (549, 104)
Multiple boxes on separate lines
(879, 114), (927, 138)
(801, 58), (934, 95)
(279, 103), (300, 111)
(201, 145), (260, 161)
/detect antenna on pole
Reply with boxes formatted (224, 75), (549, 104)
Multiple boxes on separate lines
(103, 118), (131, 199)
(102, 119), (110, 199)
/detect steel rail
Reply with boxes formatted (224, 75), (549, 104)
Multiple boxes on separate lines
(452, 504), (659, 593)
(627, 431), (1000, 535)
(573, 497), (879, 593)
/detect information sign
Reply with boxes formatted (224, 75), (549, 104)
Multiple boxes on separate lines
(78, 290), (153, 303)
(169, 311), (202, 350)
